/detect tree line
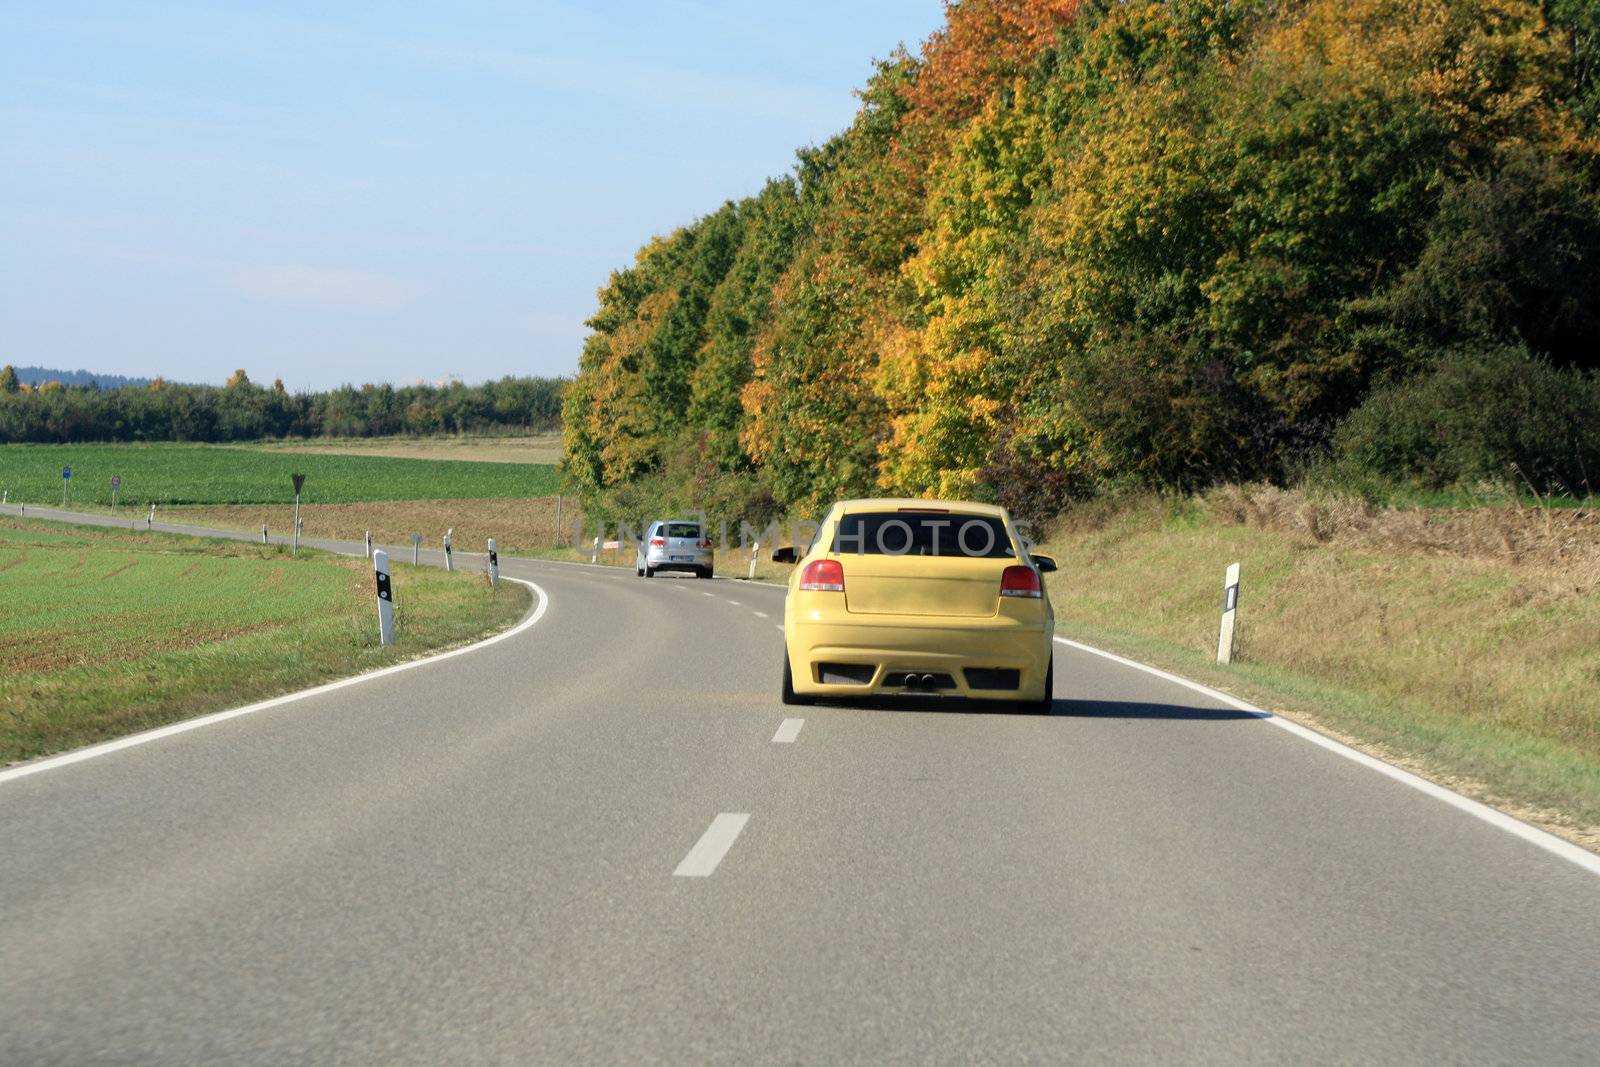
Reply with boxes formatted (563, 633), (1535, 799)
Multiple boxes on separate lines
(563, 0), (1600, 524)
(0, 366), (566, 443)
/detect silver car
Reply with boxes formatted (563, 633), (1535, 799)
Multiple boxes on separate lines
(636, 519), (714, 579)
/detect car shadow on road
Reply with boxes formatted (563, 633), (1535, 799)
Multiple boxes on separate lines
(826, 697), (1264, 720)
(1049, 698), (1265, 721)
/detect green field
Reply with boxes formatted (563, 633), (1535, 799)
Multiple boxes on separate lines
(0, 442), (557, 506)
(0, 516), (530, 763)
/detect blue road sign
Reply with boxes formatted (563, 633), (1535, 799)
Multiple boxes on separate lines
(61, 466), (71, 480)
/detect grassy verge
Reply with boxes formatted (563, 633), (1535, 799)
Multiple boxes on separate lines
(0, 516), (530, 764)
(1036, 488), (1600, 847)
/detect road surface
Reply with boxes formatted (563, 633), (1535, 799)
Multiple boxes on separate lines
(3, 505), (1598, 1064)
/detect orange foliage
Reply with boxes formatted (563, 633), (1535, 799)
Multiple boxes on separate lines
(905, 0), (1080, 126)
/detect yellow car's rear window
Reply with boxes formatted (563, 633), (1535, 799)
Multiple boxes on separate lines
(832, 513), (1013, 558)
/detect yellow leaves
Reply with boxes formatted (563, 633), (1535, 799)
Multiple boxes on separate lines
(1263, 0), (1579, 155)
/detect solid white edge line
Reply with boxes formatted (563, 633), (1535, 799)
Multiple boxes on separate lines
(772, 718), (804, 744)
(0, 579), (551, 787)
(1051, 635), (1600, 876)
(673, 813), (750, 877)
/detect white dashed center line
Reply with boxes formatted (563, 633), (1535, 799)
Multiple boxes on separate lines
(673, 813), (750, 877)
(702, 591), (716, 597)
(752, 611), (768, 618)
(726, 600), (741, 606)
(772, 718), (804, 743)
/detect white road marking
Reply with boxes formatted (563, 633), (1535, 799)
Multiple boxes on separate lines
(774, 624), (784, 632)
(1051, 635), (1600, 877)
(673, 813), (750, 877)
(0, 581), (553, 787)
(702, 591), (715, 597)
(726, 600), (741, 606)
(752, 611), (768, 619)
(772, 718), (804, 743)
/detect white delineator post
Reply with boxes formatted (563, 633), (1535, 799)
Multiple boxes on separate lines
(487, 538), (499, 588)
(365, 530), (372, 559)
(443, 528), (454, 572)
(1217, 562), (1242, 665)
(749, 541), (759, 580)
(261, 524), (268, 544)
(290, 473), (305, 557)
(147, 503), (155, 529)
(554, 495), (563, 545)
(591, 535), (600, 564)
(373, 549), (396, 646)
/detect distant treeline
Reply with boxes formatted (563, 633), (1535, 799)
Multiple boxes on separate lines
(0, 367), (566, 443)
(564, 0), (1600, 524)
(11, 366), (154, 389)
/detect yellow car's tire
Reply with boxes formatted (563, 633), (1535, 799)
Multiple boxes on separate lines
(1018, 660), (1054, 714)
(782, 653), (815, 706)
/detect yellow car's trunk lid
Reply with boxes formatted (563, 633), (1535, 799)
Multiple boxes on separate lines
(839, 553), (1010, 617)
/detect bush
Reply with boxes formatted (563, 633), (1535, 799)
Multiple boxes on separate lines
(1331, 345), (1600, 495)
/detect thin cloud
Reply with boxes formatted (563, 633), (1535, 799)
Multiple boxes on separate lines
(230, 265), (422, 310)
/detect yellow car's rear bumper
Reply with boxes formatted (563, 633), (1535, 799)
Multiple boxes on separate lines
(786, 616), (1052, 702)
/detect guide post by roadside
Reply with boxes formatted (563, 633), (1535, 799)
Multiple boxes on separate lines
(290, 473), (305, 556)
(487, 538), (498, 588)
(1217, 562), (1242, 664)
(373, 549), (395, 646)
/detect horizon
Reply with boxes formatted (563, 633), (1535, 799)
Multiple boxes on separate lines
(6, 362), (569, 391)
(1, 2), (942, 391)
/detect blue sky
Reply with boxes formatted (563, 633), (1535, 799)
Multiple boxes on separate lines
(0, 1), (943, 389)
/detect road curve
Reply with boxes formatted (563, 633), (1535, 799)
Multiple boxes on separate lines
(2, 505), (1599, 1064)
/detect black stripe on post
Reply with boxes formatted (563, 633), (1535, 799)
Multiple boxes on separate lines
(376, 571), (392, 602)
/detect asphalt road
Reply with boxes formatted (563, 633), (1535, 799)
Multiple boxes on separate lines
(3, 505), (1599, 1064)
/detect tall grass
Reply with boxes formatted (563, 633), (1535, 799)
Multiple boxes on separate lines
(1039, 487), (1600, 841)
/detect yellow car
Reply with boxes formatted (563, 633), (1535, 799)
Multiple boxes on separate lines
(774, 498), (1056, 712)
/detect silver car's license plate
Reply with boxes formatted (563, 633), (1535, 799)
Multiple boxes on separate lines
(671, 555), (693, 562)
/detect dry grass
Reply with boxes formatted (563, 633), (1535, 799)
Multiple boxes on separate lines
(241, 434), (564, 465)
(1039, 487), (1600, 844)
(1204, 483), (1600, 585)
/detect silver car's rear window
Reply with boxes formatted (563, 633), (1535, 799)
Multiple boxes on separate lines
(832, 513), (1014, 558)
